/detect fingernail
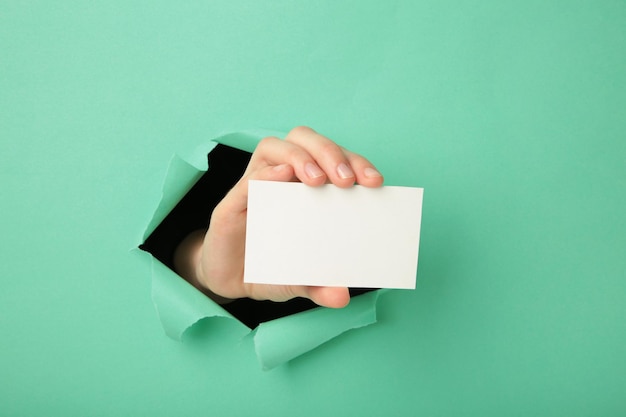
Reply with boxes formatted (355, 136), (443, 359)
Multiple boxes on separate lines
(337, 163), (355, 179)
(364, 167), (382, 178)
(305, 162), (324, 179)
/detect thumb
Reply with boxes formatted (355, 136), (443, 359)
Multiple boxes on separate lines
(307, 286), (351, 308)
(283, 285), (350, 308)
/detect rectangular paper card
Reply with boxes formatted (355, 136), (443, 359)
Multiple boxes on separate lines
(244, 180), (423, 289)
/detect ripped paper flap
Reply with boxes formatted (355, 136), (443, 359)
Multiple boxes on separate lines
(254, 290), (380, 370)
(151, 256), (238, 340)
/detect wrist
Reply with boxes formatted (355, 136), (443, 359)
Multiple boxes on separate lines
(174, 230), (234, 304)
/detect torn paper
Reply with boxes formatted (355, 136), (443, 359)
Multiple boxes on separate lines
(135, 130), (384, 370)
(253, 290), (380, 370)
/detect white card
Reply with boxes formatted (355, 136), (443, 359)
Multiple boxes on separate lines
(244, 180), (423, 289)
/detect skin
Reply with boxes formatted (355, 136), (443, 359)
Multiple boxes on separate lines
(173, 126), (384, 308)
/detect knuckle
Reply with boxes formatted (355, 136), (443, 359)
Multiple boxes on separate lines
(256, 136), (279, 150)
(285, 146), (305, 163)
(287, 125), (313, 139)
(320, 141), (343, 158)
(250, 136), (280, 165)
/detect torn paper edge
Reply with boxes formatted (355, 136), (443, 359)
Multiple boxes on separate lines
(133, 130), (386, 370)
(253, 290), (383, 370)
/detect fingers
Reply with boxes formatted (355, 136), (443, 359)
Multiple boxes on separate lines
(307, 286), (351, 308)
(249, 136), (328, 187)
(283, 285), (350, 308)
(285, 126), (384, 188)
(341, 148), (384, 188)
(249, 127), (384, 189)
(285, 126), (357, 188)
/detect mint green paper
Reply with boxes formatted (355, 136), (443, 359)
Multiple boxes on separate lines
(3, 2), (624, 414)
(150, 255), (239, 340)
(139, 131), (381, 368)
(142, 154), (208, 241)
(254, 290), (380, 370)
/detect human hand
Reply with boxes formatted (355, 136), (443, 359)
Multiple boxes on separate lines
(175, 126), (384, 308)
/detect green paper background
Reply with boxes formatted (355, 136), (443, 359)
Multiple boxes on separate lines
(1, 1), (625, 415)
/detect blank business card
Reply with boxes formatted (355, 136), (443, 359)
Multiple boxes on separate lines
(244, 180), (423, 289)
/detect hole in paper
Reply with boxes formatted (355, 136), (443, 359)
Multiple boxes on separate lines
(140, 144), (373, 329)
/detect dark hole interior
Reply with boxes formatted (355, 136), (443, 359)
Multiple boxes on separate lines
(140, 143), (374, 329)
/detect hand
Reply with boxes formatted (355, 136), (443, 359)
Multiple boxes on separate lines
(174, 126), (384, 308)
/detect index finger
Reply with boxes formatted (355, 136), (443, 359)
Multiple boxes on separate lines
(247, 136), (328, 186)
